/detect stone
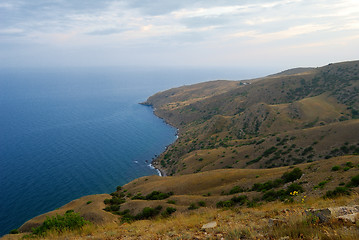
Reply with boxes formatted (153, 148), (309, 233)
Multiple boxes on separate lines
(337, 213), (359, 223)
(201, 221), (217, 229)
(305, 205), (359, 223)
(305, 208), (331, 222)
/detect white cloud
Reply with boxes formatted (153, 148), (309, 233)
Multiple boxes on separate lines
(0, 0), (359, 67)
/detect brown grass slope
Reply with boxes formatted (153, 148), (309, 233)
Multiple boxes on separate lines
(142, 60), (359, 175)
(5, 155), (359, 239)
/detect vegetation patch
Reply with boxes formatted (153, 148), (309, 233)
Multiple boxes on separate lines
(30, 211), (89, 237)
(324, 187), (350, 198)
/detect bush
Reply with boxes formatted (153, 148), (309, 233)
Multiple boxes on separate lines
(136, 206), (162, 219)
(162, 207), (177, 217)
(346, 162), (354, 167)
(31, 212), (89, 236)
(348, 174), (359, 187)
(216, 200), (234, 208)
(188, 203), (199, 210)
(263, 147), (278, 157)
(286, 183), (304, 194)
(324, 187), (350, 199)
(167, 200), (176, 204)
(131, 193), (145, 200)
(262, 189), (287, 202)
(145, 191), (173, 200)
(281, 168), (303, 183)
(331, 165), (341, 171)
(198, 201), (206, 207)
(229, 186), (244, 195)
(231, 195), (248, 205)
(314, 181), (328, 190)
(9, 229), (19, 234)
(246, 200), (259, 208)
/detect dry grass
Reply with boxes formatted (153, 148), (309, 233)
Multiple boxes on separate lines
(7, 195), (359, 240)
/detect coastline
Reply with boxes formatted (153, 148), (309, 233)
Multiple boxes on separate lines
(3, 100), (178, 237)
(140, 102), (179, 178)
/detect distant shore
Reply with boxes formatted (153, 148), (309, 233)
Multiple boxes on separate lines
(140, 102), (179, 178)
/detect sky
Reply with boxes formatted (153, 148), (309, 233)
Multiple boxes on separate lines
(0, 0), (359, 69)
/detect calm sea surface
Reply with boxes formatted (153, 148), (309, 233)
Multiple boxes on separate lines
(0, 67), (269, 235)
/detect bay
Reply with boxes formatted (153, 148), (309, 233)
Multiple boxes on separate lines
(0, 66), (269, 236)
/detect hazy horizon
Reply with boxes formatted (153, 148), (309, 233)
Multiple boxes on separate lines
(1, 0), (358, 70)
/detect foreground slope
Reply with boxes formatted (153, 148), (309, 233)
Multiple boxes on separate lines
(4, 155), (359, 239)
(143, 61), (359, 175)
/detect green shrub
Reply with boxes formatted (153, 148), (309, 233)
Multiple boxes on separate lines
(145, 191), (173, 200)
(348, 174), (359, 187)
(261, 190), (276, 202)
(231, 195), (248, 205)
(263, 147), (278, 157)
(136, 206), (162, 219)
(9, 229), (19, 234)
(346, 161), (354, 168)
(286, 183), (304, 194)
(252, 179), (283, 192)
(188, 203), (199, 210)
(344, 166), (350, 171)
(324, 187), (350, 198)
(31, 212), (89, 236)
(314, 181), (328, 190)
(246, 200), (259, 208)
(331, 165), (341, 171)
(167, 200), (176, 204)
(229, 186), (245, 195)
(161, 207), (177, 217)
(86, 201), (92, 205)
(131, 193), (145, 200)
(198, 201), (206, 207)
(216, 200), (234, 208)
(281, 168), (303, 183)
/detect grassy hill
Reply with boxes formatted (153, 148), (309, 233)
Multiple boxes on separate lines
(143, 60), (359, 175)
(3, 60), (359, 239)
(4, 155), (359, 239)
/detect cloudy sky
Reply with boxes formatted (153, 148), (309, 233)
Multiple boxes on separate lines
(1, 0), (359, 69)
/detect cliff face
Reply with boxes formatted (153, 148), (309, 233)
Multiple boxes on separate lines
(143, 61), (359, 176)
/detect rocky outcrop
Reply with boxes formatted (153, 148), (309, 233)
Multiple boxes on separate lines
(305, 205), (359, 223)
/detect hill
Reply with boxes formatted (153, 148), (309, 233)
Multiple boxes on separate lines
(143, 60), (359, 175)
(4, 155), (359, 239)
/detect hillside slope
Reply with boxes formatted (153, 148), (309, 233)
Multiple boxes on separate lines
(4, 155), (359, 239)
(143, 61), (359, 175)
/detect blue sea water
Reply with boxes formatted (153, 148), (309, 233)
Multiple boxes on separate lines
(0, 67), (270, 236)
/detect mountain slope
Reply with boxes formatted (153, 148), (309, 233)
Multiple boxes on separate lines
(143, 60), (359, 175)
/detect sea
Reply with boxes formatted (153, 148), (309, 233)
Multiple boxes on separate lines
(0, 66), (271, 236)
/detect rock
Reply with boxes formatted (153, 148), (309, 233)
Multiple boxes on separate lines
(201, 221), (217, 229)
(279, 237), (290, 240)
(305, 208), (332, 222)
(337, 213), (359, 223)
(305, 205), (359, 223)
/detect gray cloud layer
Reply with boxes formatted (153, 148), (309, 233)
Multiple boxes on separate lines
(1, 0), (358, 67)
